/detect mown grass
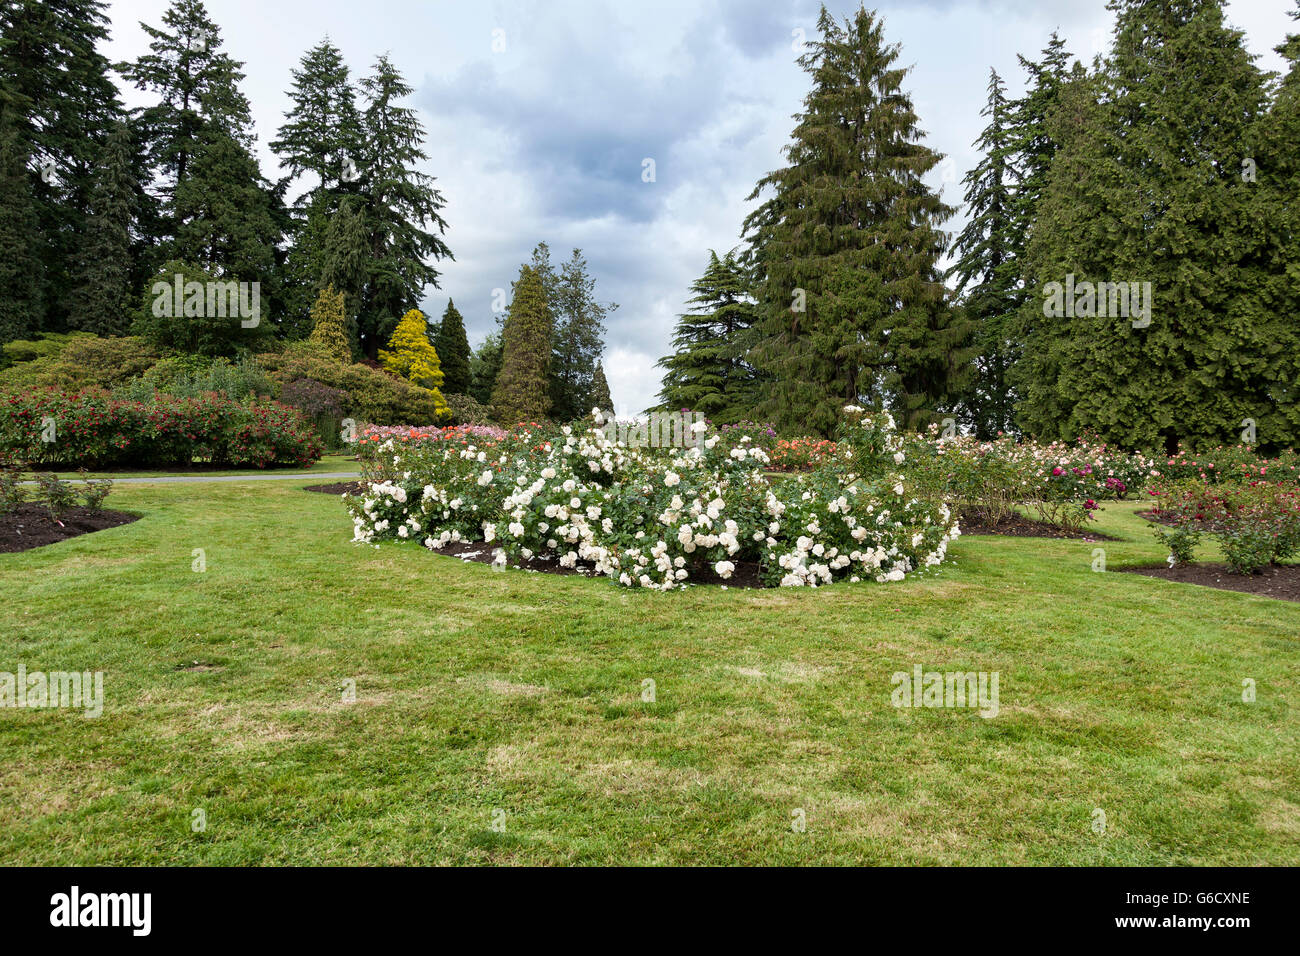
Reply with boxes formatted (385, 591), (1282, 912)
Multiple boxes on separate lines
(19, 452), (359, 481)
(1, 482), (1296, 865)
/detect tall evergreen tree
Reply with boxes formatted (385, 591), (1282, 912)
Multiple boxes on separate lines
(1009, 32), (1072, 268)
(492, 265), (553, 423)
(656, 249), (759, 421)
(0, 0), (125, 331)
(742, 5), (964, 435)
(433, 299), (472, 395)
(171, 122), (281, 282)
(1014, 0), (1274, 452)
(271, 38), (364, 207)
(590, 362), (612, 413)
(549, 248), (615, 422)
(0, 103), (43, 342)
(948, 69), (1021, 437)
(469, 332), (504, 407)
(70, 120), (139, 335)
(307, 284), (352, 363)
(120, 0), (255, 243)
(1246, 0), (1300, 450)
(352, 55), (452, 357)
(272, 39), (366, 335)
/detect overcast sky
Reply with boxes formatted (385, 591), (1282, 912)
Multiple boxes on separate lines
(102, 0), (1296, 414)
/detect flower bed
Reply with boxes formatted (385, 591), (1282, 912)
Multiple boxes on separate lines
(768, 437), (837, 472)
(1147, 478), (1300, 574)
(0, 387), (323, 469)
(902, 430), (1157, 532)
(346, 408), (960, 589)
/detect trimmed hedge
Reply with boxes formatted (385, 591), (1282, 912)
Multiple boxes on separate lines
(0, 388), (323, 469)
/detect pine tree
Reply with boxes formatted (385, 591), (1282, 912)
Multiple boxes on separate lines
(1009, 33), (1072, 268)
(549, 248), (614, 422)
(469, 332), (504, 407)
(492, 265), (552, 423)
(70, 120), (139, 335)
(171, 122), (281, 284)
(271, 38), (364, 206)
(0, 0), (126, 331)
(0, 103), (43, 342)
(379, 308), (445, 391)
(353, 55), (452, 357)
(120, 0), (256, 248)
(742, 5), (962, 435)
(590, 362), (612, 413)
(1246, 0), (1300, 450)
(948, 69), (1021, 438)
(1015, 0), (1273, 452)
(433, 299), (472, 395)
(307, 284), (352, 363)
(656, 249), (759, 421)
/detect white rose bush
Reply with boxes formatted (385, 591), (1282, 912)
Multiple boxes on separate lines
(345, 407), (961, 589)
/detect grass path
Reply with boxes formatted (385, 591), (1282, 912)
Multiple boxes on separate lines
(1, 481), (1296, 864)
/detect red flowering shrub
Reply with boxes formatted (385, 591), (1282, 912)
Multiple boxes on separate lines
(0, 388), (322, 469)
(1149, 478), (1300, 573)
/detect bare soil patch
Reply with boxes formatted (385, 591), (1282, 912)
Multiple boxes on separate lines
(0, 504), (139, 554)
(1120, 562), (1300, 602)
(958, 510), (1119, 541)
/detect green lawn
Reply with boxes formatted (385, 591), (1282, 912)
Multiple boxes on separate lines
(2, 481), (1297, 865)
(20, 452), (359, 480)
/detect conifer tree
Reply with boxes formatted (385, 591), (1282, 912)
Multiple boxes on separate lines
(271, 38), (363, 207)
(1008, 32), (1071, 268)
(307, 284), (352, 364)
(0, 103), (43, 342)
(120, 0), (256, 240)
(469, 333), (504, 407)
(71, 121), (139, 335)
(0, 0), (126, 330)
(433, 300), (472, 395)
(353, 55), (452, 356)
(656, 249), (759, 421)
(948, 69), (1020, 437)
(1245, 0), (1300, 450)
(743, 5), (962, 435)
(492, 265), (553, 423)
(379, 308), (445, 391)
(549, 248), (614, 422)
(1015, 0), (1273, 451)
(590, 362), (612, 413)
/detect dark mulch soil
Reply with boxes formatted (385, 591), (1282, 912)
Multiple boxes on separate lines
(305, 481), (365, 495)
(1120, 561), (1300, 602)
(958, 510), (1120, 541)
(0, 504), (139, 553)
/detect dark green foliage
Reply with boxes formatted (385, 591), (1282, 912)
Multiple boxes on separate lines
(351, 55), (452, 357)
(1013, 0), (1278, 452)
(743, 5), (965, 436)
(469, 332), (503, 407)
(547, 248), (614, 422)
(70, 121), (140, 335)
(948, 70), (1021, 438)
(0, 104), (43, 343)
(132, 260), (271, 356)
(589, 361), (612, 414)
(0, 0), (125, 333)
(271, 38), (364, 207)
(119, 0), (257, 244)
(656, 249), (758, 421)
(433, 300), (472, 396)
(492, 265), (552, 423)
